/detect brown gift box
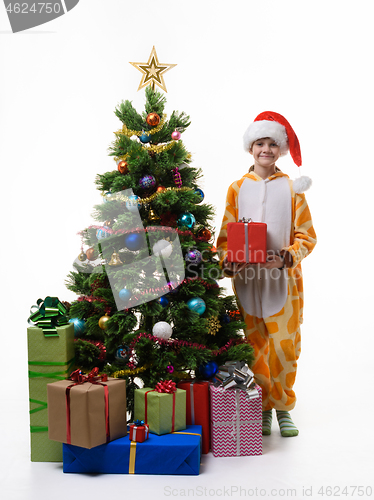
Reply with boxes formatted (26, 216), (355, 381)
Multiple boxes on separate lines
(47, 377), (127, 449)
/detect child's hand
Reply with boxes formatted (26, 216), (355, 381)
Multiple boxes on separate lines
(223, 257), (251, 276)
(260, 253), (284, 269)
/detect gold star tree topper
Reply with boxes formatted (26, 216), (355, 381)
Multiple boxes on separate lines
(130, 46), (176, 93)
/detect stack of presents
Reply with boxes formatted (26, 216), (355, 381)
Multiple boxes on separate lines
(27, 297), (262, 475)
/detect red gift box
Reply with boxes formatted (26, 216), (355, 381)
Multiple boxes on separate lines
(227, 219), (267, 263)
(177, 380), (210, 454)
(129, 422), (149, 443)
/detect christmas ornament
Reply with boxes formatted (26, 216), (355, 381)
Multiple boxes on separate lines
(171, 130), (181, 140)
(78, 251), (87, 262)
(172, 167), (182, 187)
(117, 160), (128, 174)
(185, 249), (202, 264)
(194, 188), (204, 203)
(103, 191), (113, 203)
(146, 112), (161, 127)
(207, 316), (221, 335)
(186, 297), (206, 315)
(126, 195), (141, 213)
(197, 228), (212, 242)
(115, 345), (131, 364)
(125, 232), (144, 251)
(166, 365), (174, 374)
(152, 321), (173, 340)
(96, 226), (111, 240)
(157, 185), (166, 193)
(86, 248), (97, 261)
(199, 361), (219, 379)
(139, 132), (152, 144)
(177, 212), (195, 229)
(104, 220), (113, 228)
(119, 288), (132, 302)
(98, 314), (110, 330)
(157, 296), (169, 307)
(148, 208), (160, 222)
(153, 239), (173, 258)
(69, 318), (86, 336)
(167, 281), (179, 294)
(107, 251), (123, 267)
(129, 46), (177, 93)
(222, 314), (231, 324)
(139, 174), (156, 189)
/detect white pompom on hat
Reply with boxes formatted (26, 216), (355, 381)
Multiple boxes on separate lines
(243, 111), (312, 193)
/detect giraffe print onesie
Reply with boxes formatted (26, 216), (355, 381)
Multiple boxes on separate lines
(217, 167), (316, 411)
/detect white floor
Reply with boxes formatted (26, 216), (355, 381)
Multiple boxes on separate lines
(2, 375), (373, 500)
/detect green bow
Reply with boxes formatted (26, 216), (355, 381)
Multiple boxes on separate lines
(28, 296), (68, 337)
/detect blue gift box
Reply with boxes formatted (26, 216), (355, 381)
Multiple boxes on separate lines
(63, 425), (202, 475)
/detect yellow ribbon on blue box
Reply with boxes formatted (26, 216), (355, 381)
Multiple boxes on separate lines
(63, 425), (202, 475)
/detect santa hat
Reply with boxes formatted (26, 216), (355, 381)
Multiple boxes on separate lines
(243, 111), (312, 193)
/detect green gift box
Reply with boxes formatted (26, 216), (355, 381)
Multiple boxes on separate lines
(27, 323), (75, 461)
(134, 387), (186, 435)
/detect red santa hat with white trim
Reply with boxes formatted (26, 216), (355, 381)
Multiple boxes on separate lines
(243, 111), (312, 193)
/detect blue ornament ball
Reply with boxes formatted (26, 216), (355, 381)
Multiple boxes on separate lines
(96, 226), (110, 240)
(199, 361), (219, 379)
(158, 296), (169, 307)
(139, 174), (156, 189)
(69, 318), (86, 337)
(126, 195), (141, 213)
(194, 188), (205, 203)
(186, 297), (206, 315)
(119, 288), (132, 302)
(103, 191), (113, 203)
(115, 345), (130, 364)
(185, 249), (202, 264)
(125, 232), (144, 251)
(221, 313), (231, 324)
(177, 212), (196, 229)
(139, 133), (152, 143)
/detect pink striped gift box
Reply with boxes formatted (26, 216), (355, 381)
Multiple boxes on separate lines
(210, 384), (262, 457)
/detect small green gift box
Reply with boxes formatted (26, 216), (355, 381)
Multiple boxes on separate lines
(134, 382), (186, 436)
(27, 297), (75, 462)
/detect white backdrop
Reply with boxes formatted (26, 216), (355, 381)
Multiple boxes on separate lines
(1, 1), (373, 499)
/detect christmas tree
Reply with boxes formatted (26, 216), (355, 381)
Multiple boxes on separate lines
(66, 84), (254, 419)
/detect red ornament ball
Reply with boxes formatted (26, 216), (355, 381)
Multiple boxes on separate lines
(118, 161), (128, 174)
(197, 228), (212, 242)
(146, 112), (161, 127)
(157, 185), (166, 193)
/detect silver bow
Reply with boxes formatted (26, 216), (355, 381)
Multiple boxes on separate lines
(213, 361), (259, 400)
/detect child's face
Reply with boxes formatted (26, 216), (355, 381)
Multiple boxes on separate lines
(249, 137), (281, 169)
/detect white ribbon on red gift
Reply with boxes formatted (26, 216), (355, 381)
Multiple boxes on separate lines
(240, 218), (252, 263)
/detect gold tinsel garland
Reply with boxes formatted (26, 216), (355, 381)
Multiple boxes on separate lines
(115, 114), (168, 138)
(112, 365), (191, 380)
(102, 186), (193, 205)
(112, 365), (148, 378)
(114, 141), (177, 162)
